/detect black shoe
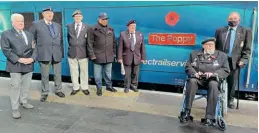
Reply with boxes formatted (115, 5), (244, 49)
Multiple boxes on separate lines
(55, 92), (65, 98)
(130, 86), (139, 92)
(97, 89), (102, 96)
(124, 88), (129, 93)
(82, 90), (90, 95)
(178, 109), (193, 123)
(106, 87), (117, 92)
(228, 98), (235, 109)
(40, 95), (48, 102)
(70, 90), (80, 95)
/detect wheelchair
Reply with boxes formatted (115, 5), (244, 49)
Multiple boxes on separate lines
(178, 75), (228, 131)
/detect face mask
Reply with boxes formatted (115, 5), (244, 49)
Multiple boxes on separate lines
(228, 21), (238, 27)
(206, 50), (215, 55)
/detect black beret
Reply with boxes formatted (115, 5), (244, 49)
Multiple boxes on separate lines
(72, 10), (82, 17)
(127, 20), (136, 26)
(42, 7), (53, 12)
(201, 38), (216, 45)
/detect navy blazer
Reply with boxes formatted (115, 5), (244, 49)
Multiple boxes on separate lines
(29, 20), (63, 62)
(1, 28), (36, 73)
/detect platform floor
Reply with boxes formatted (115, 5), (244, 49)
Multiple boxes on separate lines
(0, 77), (257, 133)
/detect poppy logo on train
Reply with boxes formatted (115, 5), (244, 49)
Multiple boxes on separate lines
(165, 12), (180, 26)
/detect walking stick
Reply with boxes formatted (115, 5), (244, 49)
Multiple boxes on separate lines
(236, 69), (240, 109)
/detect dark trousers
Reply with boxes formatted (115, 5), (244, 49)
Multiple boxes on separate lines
(124, 64), (140, 89)
(185, 78), (219, 119)
(39, 61), (62, 96)
(227, 57), (240, 101)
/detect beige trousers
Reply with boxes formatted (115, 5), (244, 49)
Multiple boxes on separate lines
(68, 58), (89, 90)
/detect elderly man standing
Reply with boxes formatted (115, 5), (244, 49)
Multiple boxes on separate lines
(1, 13), (36, 119)
(215, 12), (252, 109)
(67, 10), (90, 96)
(29, 7), (65, 102)
(118, 20), (146, 93)
(179, 38), (230, 126)
(87, 12), (117, 96)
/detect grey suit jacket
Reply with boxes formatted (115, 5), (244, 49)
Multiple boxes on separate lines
(29, 20), (63, 62)
(215, 26), (252, 70)
(1, 28), (36, 73)
(118, 30), (146, 66)
(67, 22), (89, 59)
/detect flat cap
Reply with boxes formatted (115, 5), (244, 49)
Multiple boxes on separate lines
(72, 10), (82, 17)
(201, 38), (216, 45)
(42, 7), (53, 12)
(98, 12), (109, 20)
(127, 20), (136, 26)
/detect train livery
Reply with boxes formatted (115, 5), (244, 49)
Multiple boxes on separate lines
(0, 1), (257, 93)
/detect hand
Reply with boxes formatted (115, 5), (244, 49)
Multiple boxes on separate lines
(91, 57), (96, 60)
(198, 71), (203, 76)
(238, 61), (245, 67)
(204, 72), (214, 79)
(18, 58), (27, 64)
(194, 73), (200, 78)
(24, 58), (34, 64)
(118, 59), (123, 64)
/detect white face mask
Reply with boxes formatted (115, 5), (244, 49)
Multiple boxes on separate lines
(206, 50), (215, 55)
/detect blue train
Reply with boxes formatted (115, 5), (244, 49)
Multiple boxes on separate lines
(0, 1), (257, 94)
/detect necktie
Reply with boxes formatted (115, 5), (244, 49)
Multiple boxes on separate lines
(19, 30), (27, 45)
(76, 24), (80, 38)
(130, 33), (135, 51)
(48, 23), (55, 37)
(224, 28), (233, 54)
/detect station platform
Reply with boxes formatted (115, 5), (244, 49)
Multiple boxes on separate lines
(0, 77), (257, 133)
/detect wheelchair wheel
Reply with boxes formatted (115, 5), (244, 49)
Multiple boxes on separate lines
(217, 117), (227, 131)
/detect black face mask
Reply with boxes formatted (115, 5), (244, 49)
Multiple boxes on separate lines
(228, 21), (238, 27)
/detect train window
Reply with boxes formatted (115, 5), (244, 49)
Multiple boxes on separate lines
(38, 12), (63, 26)
(20, 13), (34, 31)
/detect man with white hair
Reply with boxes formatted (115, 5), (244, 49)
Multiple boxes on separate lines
(215, 12), (252, 109)
(1, 13), (37, 119)
(179, 38), (230, 126)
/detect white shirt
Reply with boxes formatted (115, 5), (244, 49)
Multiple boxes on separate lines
(16, 29), (28, 45)
(44, 19), (52, 25)
(75, 22), (82, 37)
(129, 32), (136, 45)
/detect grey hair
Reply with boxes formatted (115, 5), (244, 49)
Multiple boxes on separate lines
(11, 13), (24, 22)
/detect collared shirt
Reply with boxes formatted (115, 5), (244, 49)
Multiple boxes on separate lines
(15, 28), (28, 45)
(226, 26), (237, 56)
(44, 19), (52, 25)
(74, 22), (82, 37)
(129, 32), (136, 45)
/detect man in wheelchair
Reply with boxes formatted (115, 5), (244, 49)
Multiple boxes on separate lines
(179, 38), (230, 126)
